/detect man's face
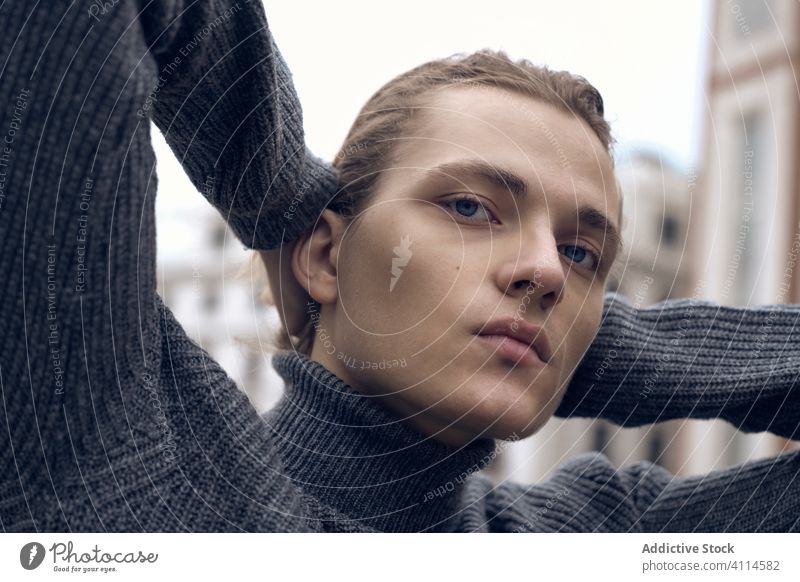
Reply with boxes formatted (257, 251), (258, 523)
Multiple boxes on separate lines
(312, 86), (620, 447)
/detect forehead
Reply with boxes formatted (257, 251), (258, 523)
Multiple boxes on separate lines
(387, 85), (619, 219)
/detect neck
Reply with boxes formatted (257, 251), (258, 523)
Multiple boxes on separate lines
(310, 342), (482, 448)
(265, 350), (499, 532)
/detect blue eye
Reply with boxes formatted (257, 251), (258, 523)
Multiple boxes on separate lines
(558, 243), (600, 271)
(443, 195), (496, 224)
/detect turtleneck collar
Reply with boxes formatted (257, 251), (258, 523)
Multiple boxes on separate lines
(265, 350), (499, 532)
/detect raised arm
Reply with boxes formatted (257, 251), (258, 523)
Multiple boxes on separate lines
(0, 0), (348, 532)
(504, 447), (800, 532)
(555, 293), (800, 440)
(143, 0), (336, 250)
(618, 448), (800, 532)
(0, 0), (333, 448)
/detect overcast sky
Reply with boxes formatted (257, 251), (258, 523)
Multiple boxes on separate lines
(264, 0), (710, 168)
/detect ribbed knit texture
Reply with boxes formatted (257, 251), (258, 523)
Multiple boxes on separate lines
(0, 0), (798, 532)
(269, 349), (800, 532)
(267, 350), (499, 532)
(557, 294), (800, 441)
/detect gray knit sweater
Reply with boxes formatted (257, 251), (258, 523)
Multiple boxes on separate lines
(0, 0), (797, 533)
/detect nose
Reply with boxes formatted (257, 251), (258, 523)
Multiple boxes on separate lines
(495, 229), (566, 312)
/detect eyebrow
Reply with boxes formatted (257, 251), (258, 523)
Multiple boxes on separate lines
(575, 206), (623, 262)
(423, 159), (623, 258)
(424, 159), (529, 198)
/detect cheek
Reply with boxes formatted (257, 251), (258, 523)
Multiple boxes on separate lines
(336, 212), (470, 335)
(560, 302), (603, 373)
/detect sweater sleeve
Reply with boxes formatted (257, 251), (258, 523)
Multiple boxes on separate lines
(555, 292), (800, 440)
(0, 0), (351, 532)
(617, 449), (800, 532)
(141, 0), (338, 249)
(499, 449), (800, 532)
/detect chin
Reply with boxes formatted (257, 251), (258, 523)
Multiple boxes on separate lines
(455, 392), (554, 442)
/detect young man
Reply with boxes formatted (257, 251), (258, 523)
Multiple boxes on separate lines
(0, 0), (797, 532)
(258, 44), (799, 532)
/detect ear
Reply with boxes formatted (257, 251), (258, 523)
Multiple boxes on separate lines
(260, 243), (311, 337)
(291, 209), (349, 306)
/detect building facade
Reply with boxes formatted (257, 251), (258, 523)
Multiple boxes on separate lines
(681, 0), (800, 472)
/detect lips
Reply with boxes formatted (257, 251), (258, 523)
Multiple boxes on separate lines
(473, 316), (553, 364)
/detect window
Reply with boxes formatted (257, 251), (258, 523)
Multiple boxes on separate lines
(591, 422), (610, 455)
(646, 428), (666, 465)
(212, 224), (226, 248)
(203, 286), (219, 312)
(660, 214), (681, 246)
(730, 0), (776, 39)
